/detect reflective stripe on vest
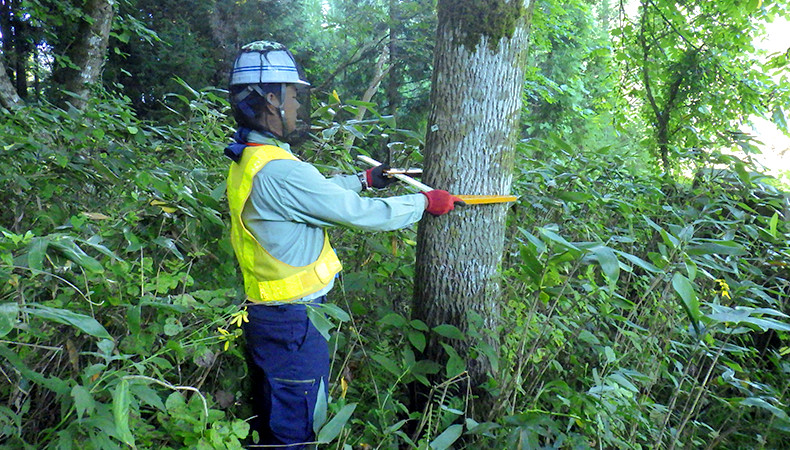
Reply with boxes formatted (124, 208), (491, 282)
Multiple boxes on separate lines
(227, 144), (342, 303)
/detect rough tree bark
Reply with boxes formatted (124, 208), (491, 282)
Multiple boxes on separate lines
(413, 0), (533, 402)
(61, 0), (115, 110)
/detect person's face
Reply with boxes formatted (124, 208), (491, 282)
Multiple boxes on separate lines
(283, 85), (302, 135)
(267, 84), (299, 135)
(260, 85), (299, 137)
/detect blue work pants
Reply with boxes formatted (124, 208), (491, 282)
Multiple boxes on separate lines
(244, 298), (329, 449)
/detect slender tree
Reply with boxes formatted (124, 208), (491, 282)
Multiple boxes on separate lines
(0, 56), (21, 108)
(0, 0), (29, 104)
(622, 0), (790, 173)
(413, 0), (534, 405)
(59, 0), (115, 110)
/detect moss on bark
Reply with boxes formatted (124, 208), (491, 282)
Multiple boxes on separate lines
(438, 0), (525, 52)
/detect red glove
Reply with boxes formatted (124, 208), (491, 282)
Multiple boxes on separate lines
(421, 190), (465, 216)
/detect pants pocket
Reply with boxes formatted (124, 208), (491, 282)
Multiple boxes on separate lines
(268, 377), (320, 445)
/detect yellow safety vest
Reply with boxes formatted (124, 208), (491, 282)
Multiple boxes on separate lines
(227, 144), (342, 303)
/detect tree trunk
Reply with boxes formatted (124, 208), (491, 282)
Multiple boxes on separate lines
(412, 0), (532, 404)
(61, 0), (115, 110)
(0, 0), (26, 104)
(0, 56), (21, 109)
(386, 0), (401, 120)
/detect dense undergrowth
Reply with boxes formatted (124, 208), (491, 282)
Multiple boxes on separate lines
(1, 87), (788, 449)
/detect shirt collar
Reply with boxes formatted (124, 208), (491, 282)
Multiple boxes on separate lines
(247, 130), (292, 154)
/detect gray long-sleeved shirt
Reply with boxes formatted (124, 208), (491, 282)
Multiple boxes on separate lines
(240, 131), (427, 302)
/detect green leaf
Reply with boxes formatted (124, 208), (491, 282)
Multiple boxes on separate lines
(604, 346), (616, 364)
(429, 424), (463, 450)
(371, 353), (402, 377)
(741, 397), (789, 421)
(385, 419), (408, 434)
(378, 313), (407, 328)
(0, 344), (70, 395)
(659, 228), (679, 249)
(519, 245), (544, 283)
(441, 343), (466, 378)
(671, 273), (700, 333)
(537, 227), (580, 251)
(614, 250), (660, 273)
(165, 391), (187, 414)
(153, 237), (183, 260)
(231, 419), (250, 439)
(772, 107), (787, 132)
(608, 373), (638, 392)
(24, 304), (112, 340)
(346, 99), (377, 110)
(556, 191), (593, 203)
(163, 318), (183, 336)
(313, 378), (327, 434)
(706, 307), (790, 332)
(578, 330), (600, 345)
(113, 379), (135, 447)
(27, 237), (48, 272)
(318, 303), (350, 322)
(408, 330), (426, 352)
(768, 212), (779, 239)
(316, 403), (356, 444)
(50, 236), (104, 273)
(71, 384), (95, 420)
(410, 319), (429, 331)
(477, 339), (499, 373)
(686, 240), (746, 256)
(741, 317), (790, 332)
(465, 418), (500, 436)
(590, 246), (620, 286)
(130, 382), (166, 412)
(0, 303), (19, 338)
(433, 324), (465, 340)
(307, 306), (333, 341)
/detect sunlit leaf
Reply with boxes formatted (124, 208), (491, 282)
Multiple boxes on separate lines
(113, 379), (135, 447)
(590, 245), (620, 286)
(313, 378), (327, 434)
(741, 397), (789, 421)
(306, 307), (333, 340)
(316, 403), (356, 444)
(0, 303), (18, 338)
(671, 273), (700, 334)
(24, 304), (112, 340)
(429, 424), (463, 450)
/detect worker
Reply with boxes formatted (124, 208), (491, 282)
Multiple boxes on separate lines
(224, 41), (462, 448)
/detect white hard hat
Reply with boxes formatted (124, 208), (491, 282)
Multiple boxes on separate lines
(230, 41), (310, 86)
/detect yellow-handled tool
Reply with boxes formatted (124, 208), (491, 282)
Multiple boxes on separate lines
(356, 155), (518, 205)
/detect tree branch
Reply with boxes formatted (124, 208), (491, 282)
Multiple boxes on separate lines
(310, 33), (389, 94)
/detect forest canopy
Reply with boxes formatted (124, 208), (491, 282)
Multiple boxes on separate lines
(1, 0), (789, 448)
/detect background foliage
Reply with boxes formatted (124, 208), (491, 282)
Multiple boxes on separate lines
(1, 0), (789, 448)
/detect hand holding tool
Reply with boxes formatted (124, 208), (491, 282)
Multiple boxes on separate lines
(422, 190), (465, 216)
(365, 165), (397, 189)
(356, 155), (518, 205)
